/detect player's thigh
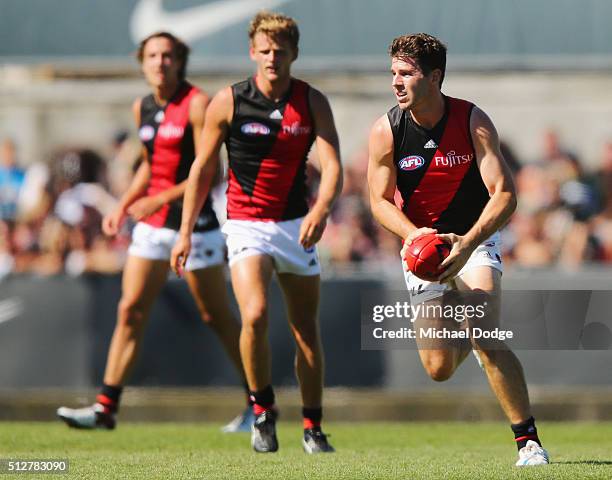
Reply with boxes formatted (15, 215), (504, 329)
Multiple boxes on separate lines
(455, 266), (502, 349)
(230, 254), (275, 322)
(120, 255), (170, 311)
(183, 264), (233, 318)
(277, 272), (320, 328)
(405, 270), (463, 351)
(455, 266), (501, 321)
(413, 295), (471, 373)
(456, 265), (501, 292)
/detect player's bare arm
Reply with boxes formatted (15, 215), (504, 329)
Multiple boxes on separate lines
(299, 88), (343, 249)
(438, 107), (517, 281)
(367, 114), (436, 256)
(102, 98), (152, 236)
(170, 87), (232, 274)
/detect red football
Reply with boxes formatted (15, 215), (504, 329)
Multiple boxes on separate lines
(404, 233), (451, 281)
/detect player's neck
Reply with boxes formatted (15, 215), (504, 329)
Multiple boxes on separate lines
(255, 74), (291, 103)
(409, 92), (445, 130)
(152, 79), (181, 106)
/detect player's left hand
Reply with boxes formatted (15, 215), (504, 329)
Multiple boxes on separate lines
(436, 233), (475, 283)
(299, 208), (328, 249)
(170, 233), (191, 277)
(127, 196), (164, 221)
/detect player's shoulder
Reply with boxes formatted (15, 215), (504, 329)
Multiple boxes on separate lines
(228, 78), (257, 105)
(206, 86), (234, 123)
(131, 97), (143, 115)
(446, 95), (474, 109)
(369, 113), (394, 154)
(371, 113), (393, 138)
(443, 95), (473, 117)
(444, 95), (490, 130)
(385, 104), (405, 127)
(211, 85), (234, 106)
(305, 83), (329, 109)
(230, 77), (252, 94)
(136, 92), (158, 113)
(189, 89), (210, 110)
(131, 96), (145, 124)
(292, 76), (314, 92)
(466, 102), (495, 132)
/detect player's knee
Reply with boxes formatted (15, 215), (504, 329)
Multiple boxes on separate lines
(428, 366), (454, 382)
(292, 322), (319, 348)
(422, 357), (455, 382)
(117, 298), (147, 330)
(476, 347), (517, 371)
(241, 304), (268, 333)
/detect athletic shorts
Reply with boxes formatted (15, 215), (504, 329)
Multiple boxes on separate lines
(128, 222), (225, 271)
(403, 232), (503, 305)
(222, 216), (321, 276)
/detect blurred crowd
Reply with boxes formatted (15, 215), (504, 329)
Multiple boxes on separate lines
(1, 129), (611, 280)
(0, 134), (134, 279)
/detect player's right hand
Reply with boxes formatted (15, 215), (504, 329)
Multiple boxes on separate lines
(400, 227), (437, 270)
(170, 233), (191, 277)
(102, 208), (126, 237)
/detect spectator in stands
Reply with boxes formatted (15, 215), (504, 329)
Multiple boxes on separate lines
(51, 148), (122, 275)
(589, 142), (612, 262)
(0, 138), (25, 222)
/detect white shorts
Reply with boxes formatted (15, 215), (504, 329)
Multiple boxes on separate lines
(403, 232), (503, 305)
(222, 216), (321, 276)
(128, 222), (225, 271)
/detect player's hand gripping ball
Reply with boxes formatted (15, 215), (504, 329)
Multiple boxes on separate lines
(403, 233), (451, 281)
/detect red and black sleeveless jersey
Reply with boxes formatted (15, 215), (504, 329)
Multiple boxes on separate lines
(225, 77), (315, 221)
(138, 81), (219, 232)
(388, 96), (489, 235)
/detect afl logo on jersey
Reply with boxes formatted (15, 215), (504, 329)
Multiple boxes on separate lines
(139, 125), (155, 142)
(398, 155), (425, 171)
(241, 122), (270, 136)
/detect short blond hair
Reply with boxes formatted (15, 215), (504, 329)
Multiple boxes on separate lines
(248, 11), (299, 52)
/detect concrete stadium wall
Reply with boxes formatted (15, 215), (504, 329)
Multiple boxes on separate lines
(0, 271), (610, 390)
(0, 274), (384, 389)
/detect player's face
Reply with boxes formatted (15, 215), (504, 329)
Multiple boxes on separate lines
(250, 32), (296, 83)
(391, 57), (437, 110)
(141, 37), (181, 89)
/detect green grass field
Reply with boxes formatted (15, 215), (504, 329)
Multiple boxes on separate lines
(1, 422), (611, 479)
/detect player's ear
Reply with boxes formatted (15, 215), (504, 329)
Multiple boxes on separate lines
(430, 69), (442, 88)
(249, 42), (256, 61)
(292, 46), (299, 62)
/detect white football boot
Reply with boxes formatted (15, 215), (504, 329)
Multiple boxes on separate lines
(516, 440), (550, 466)
(221, 406), (255, 433)
(57, 403), (116, 430)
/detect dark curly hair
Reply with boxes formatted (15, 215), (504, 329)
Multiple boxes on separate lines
(389, 33), (447, 88)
